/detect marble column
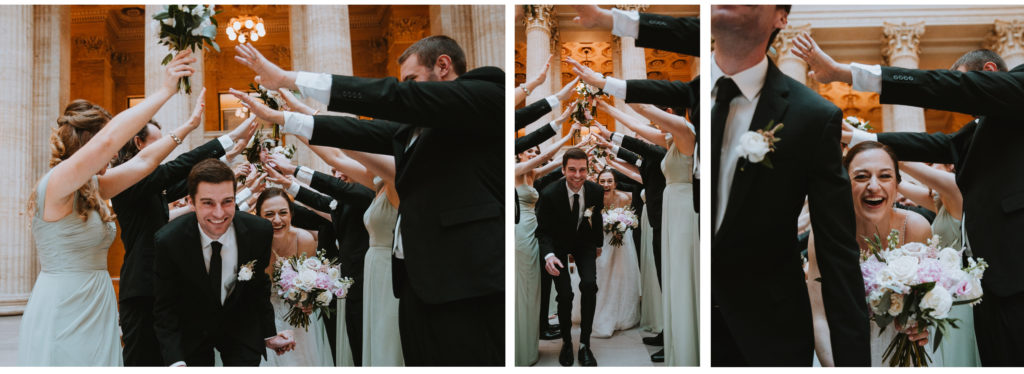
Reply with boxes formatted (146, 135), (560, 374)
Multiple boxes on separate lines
(0, 5), (35, 315)
(988, 19), (1024, 69)
(773, 24), (812, 85)
(882, 21), (926, 133)
(430, 5), (475, 68)
(288, 5), (353, 173)
(613, 6), (650, 137)
(523, 5), (557, 134)
(471, 5), (504, 69)
(145, 5), (205, 157)
(33, 6), (70, 187)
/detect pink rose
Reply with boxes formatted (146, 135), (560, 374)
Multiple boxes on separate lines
(916, 258), (944, 284)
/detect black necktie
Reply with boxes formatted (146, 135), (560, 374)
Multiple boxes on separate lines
(571, 193), (580, 229)
(712, 77), (741, 228)
(210, 241), (223, 305)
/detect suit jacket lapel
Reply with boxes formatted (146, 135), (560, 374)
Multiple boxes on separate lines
(720, 62), (789, 237)
(223, 218), (250, 309)
(183, 219), (217, 306)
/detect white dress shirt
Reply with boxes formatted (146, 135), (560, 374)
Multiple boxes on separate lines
(712, 53), (769, 233)
(544, 182), (586, 261)
(599, 9), (641, 99)
(198, 224), (238, 305)
(285, 166), (339, 211)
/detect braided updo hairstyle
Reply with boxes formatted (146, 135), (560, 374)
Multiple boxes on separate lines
(29, 99), (116, 222)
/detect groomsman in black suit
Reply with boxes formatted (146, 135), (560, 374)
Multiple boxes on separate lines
(803, 42), (1024, 365)
(152, 159), (294, 366)
(537, 148), (604, 366)
(231, 35), (503, 365)
(113, 117), (254, 366)
(710, 5), (869, 366)
(268, 157), (375, 366)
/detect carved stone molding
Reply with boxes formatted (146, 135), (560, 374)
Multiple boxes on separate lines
(615, 5), (649, 12)
(986, 19), (1024, 57)
(386, 16), (428, 44)
(523, 5), (556, 35)
(882, 21), (925, 64)
(73, 35), (112, 60)
(771, 24), (812, 60)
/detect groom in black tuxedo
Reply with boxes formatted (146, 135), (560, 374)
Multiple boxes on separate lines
(537, 148), (604, 366)
(231, 35), (503, 365)
(710, 6), (869, 366)
(152, 159), (294, 366)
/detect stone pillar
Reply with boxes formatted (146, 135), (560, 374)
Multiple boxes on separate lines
(523, 5), (557, 134)
(145, 5), (205, 157)
(773, 24), (812, 85)
(33, 6), (70, 185)
(287, 5), (353, 173)
(429, 5), (475, 68)
(988, 19), (1024, 69)
(613, 6), (650, 137)
(0, 5), (35, 315)
(882, 21), (926, 133)
(471, 5), (504, 69)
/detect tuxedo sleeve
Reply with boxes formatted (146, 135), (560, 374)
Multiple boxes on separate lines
(292, 187), (336, 217)
(516, 98), (552, 130)
(118, 138), (227, 201)
(621, 134), (668, 160)
(533, 170), (563, 192)
(310, 115), (401, 156)
(254, 222), (277, 341)
(310, 171), (375, 211)
(635, 14), (699, 56)
(879, 66), (1024, 116)
(152, 227), (186, 365)
(325, 71), (503, 131)
(625, 79), (695, 110)
(165, 179), (189, 202)
(615, 147), (641, 166)
(807, 109), (871, 366)
(590, 188), (605, 248)
(535, 190), (557, 258)
(611, 168), (640, 191)
(515, 123), (557, 154)
(875, 121), (976, 166)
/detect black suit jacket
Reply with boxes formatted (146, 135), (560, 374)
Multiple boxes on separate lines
(516, 97), (553, 130)
(535, 179), (604, 258)
(516, 122), (557, 154)
(308, 67), (503, 304)
(711, 61), (869, 365)
(152, 212), (276, 365)
(293, 172), (374, 301)
(873, 64), (1024, 296)
(112, 138), (226, 301)
(619, 135), (667, 228)
(636, 13), (699, 56)
(290, 203), (339, 260)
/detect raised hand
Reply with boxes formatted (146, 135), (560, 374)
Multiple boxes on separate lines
(233, 163), (252, 179)
(564, 58), (607, 90)
(162, 49), (197, 95)
(791, 32), (852, 84)
(527, 55), (552, 90)
(267, 153), (297, 175)
(228, 114), (259, 142)
(234, 43), (298, 91)
(554, 103), (574, 124)
(181, 88), (207, 131)
(840, 119), (856, 145)
(277, 88), (315, 115)
(230, 88), (285, 125)
(554, 76), (580, 102)
(264, 163), (294, 189)
(572, 5), (614, 30)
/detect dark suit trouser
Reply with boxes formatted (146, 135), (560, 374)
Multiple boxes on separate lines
(346, 298), (363, 366)
(539, 255), (553, 330)
(974, 291), (1024, 366)
(553, 250), (597, 345)
(120, 296), (164, 366)
(711, 303), (748, 366)
(397, 266), (504, 366)
(652, 226), (662, 287)
(186, 340), (262, 366)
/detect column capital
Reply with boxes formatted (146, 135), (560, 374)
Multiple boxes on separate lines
(523, 5), (556, 35)
(882, 21), (925, 64)
(386, 16), (429, 45)
(615, 5), (649, 12)
(986, 18), (1024, 58)
(73, 35), (112, 60)
(771, 23), (812, 62)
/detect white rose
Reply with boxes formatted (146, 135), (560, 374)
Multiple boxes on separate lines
(617, 222), (626, 232)
(284, 288), (299, 301)
(884, 255), (919, 285)
(296, 269), (318, 291)
(161, 17), (176, 28)
(303, 258), (321, 270)
(921, 285), (953, 319)
(237, 266), (253, 281)
(328, 267), (341, 281)
(316, 291), (333, 306)
(961, 278), (984, 302)
(938, 247), (962, 271)
(584, 207), (593, 218)
(736, 131), (770, 163)
(190, 5), (203, 16)
(867, 290), (885, 314)
(887, 292), (904, 316)
(900, 242), (930, 258)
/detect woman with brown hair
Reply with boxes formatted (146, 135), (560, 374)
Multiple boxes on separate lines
(18, 50), (197, 366)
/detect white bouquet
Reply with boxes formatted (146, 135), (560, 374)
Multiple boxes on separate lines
(271, 250), (353, 331)
(601, 207), (638, 247)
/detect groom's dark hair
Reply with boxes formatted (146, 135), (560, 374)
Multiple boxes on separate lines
(399, 35), (468, 76)
(562, 147), (588, 168)
(767, 5), (792, 52)
(951, 49), (1008, 72)
(187, 159), (237, 198)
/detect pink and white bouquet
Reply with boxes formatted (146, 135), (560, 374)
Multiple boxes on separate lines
(271, 250), (354, 331)
(572, 81), (608, 125)
(860, 230), (988, 366)
(602, 207), (638, 247)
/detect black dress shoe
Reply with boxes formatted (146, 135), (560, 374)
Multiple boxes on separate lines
(558, 343), (574, 366)
(578, 344), (597, 366)
(540, 326), (561, 340)
(642, 332), (664, 346)
(650, 348), (665, 363)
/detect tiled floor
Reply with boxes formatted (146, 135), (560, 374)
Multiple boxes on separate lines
(0, 315), (21, 365)
(534, 323), (663, 367)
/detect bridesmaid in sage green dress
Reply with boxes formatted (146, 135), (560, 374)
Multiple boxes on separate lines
(361, 180), (404, 366)
(661, 133), (698, 366)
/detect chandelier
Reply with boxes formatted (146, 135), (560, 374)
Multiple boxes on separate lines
(225, 15), (266, 44)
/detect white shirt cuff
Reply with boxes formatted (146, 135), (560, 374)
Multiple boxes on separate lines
(295, 166), (315, 185)
(238, 201), (250, 212)
(849, 130), (878, 147)
(295, 71), (333, 105)
(604, 77), (628, 98)
(282, 111), (315, 140)
(544, 253), (555, 260)
(216, 134), (233, 152)
(236, 187), (252, 204)
(851, 62), (883, 93)
(548, 121), (560, 132)
(170, 361), (186, 367)
(611, 8), (640, 39)
(611, 145), (621, 155)
(285, 181), (301, 197)
(544, 95), (560, 110)
(611, 132), (624, 145)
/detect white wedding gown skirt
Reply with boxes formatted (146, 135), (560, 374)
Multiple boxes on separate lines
(260, 294), (334, 366)
(571, 228), (641, 337)
(638, 204), (663, 334)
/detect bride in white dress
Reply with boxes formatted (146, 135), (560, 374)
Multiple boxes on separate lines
(255, 188), (334, 366)
(571, 169), (641, 338)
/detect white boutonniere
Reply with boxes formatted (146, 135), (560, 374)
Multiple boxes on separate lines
(844, 116), (872, 131)
(737, 120), (783, 171)
(584, 207), (594, 226)
(237, 259), (257, 282)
